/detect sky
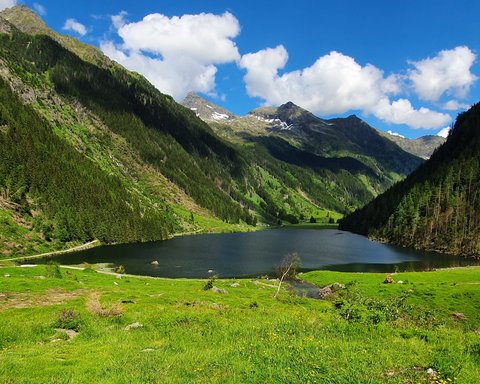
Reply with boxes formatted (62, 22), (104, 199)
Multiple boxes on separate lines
(1, 0), (479, 139)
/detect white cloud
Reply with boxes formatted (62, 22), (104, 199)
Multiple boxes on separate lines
(240, 47), (392, 115)
(0, 0), (16, 11)
(437, 127), (451, 138)
(239, 46), (451, 129)
(374, 98), (451, 129)
(102, 11), (240, 100)
(111, 11), (127, 30)
(409, 46), (477, 101)
(442, 99), (470, 111)
(33, 2), (46, 16)
(63, 18), (87, 36)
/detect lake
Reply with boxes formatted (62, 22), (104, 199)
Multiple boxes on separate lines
(33, 229), (480, 278)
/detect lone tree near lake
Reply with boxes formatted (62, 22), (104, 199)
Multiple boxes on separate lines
(273, 252), (301, 299)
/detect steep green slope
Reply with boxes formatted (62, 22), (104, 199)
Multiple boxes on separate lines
(0, 11), (258, 257)
(0, 5), (115, 68)
(340, 103), (480, 257)
(0, 78), (174, 244)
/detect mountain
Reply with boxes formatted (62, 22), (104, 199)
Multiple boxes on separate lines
(381, 132), (446, 159)
(339, 103), (480, 257)
(184, 93), (445, 163)
(183, 94), (425, 192)
(182, 92), (237, 122)
(0, 5), (114, 68)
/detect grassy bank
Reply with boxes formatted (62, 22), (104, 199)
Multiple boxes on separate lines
(0, 265), (479, 383)
(281, 222), (339, 230)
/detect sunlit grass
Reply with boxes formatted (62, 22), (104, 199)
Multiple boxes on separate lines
(0, 265), (479, 383)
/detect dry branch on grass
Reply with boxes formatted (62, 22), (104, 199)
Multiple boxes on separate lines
(86, 292), (123, 317)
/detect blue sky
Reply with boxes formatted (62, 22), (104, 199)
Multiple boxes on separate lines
(2, 0), (479, 138)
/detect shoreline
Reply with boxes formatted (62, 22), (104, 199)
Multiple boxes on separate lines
(0, 239), (101, 263)
(1, 263), (479, 282)
(1, 222), (335, 263)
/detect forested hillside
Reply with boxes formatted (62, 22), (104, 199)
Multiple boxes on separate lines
(0, 9), (257, 257)
(340, 103), (480, 257)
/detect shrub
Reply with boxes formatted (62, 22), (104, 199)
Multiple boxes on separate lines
(203, 275), (217, 291)
(45, 261), (62, 279)
(53, 309), (81, 330)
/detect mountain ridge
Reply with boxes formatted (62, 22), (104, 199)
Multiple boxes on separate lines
(182, 93), (426, 177)
(182, 92), (444, 159)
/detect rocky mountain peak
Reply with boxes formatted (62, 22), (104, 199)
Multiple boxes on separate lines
(181, 92), (237, 122)
(0, 5), (49, 35)
(277, 101), (308, 118)
(1, 5), (113, 69)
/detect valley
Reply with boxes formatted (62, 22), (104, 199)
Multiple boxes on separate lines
(0, 6), (442, 258)
(0, 3), (479, 384)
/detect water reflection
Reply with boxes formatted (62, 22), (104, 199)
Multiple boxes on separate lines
(32, 229), (480, 278)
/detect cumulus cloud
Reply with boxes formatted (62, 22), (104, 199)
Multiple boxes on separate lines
(437, 127), (451, 138)
(240, 47), (392, 115)
(0, 0), (16, 11)
(101, 11), (240, 100)
(442, 99), (470, 111)
(239, 46), (451, 129)
(63, 18), (87, 36)
(409, 46), (477, 101)
(374, 98), (450, 129)
(33, 2), (46, 16)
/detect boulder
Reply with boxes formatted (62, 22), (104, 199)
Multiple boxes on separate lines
(124, 322), (144, 331)
(211, 286), (228, 294)
(318, 282), (345, 299)
(55, 328), (78, 340)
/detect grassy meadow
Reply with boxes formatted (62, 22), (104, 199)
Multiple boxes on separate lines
(0, 264), (479, 383)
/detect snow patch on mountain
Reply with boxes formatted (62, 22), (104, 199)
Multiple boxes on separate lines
(212, 112), (230, 120)
(252, 115), (293, 130)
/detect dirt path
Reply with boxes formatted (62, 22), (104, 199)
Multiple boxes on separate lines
(1, 240), (101, 263)
(0, 288), (87, 311)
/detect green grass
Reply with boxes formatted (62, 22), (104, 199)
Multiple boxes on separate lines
(0, 265), (479, 383)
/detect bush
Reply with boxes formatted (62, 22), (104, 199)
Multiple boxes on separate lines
(45, 261), (62, 279)
(203, 275), (217, 291)
(53, 309), (81, 330)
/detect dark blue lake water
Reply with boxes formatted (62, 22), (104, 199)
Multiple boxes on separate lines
(33, 229), (480, 278)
